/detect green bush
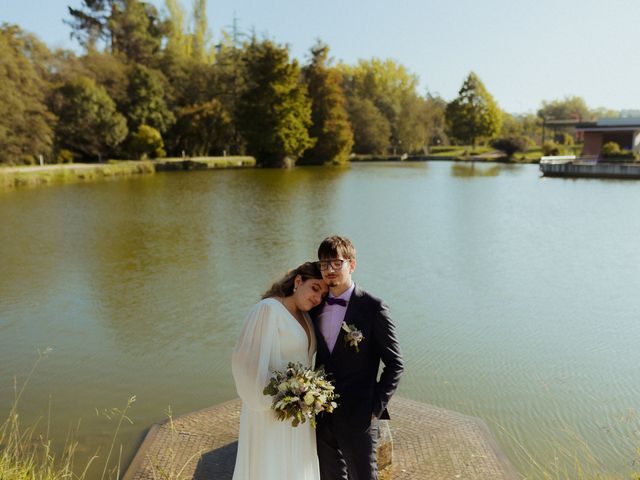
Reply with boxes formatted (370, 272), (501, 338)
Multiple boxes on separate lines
(542, 141), (564, 156)
(601, 141), (635, 160)
(129, 125), (165, 160)
(490, 136), (530, 157)
(429, 145), (457, 153)
(554, 132), (574, 145)
(55, 149), (74, 164)
(601, 141), (620, 156)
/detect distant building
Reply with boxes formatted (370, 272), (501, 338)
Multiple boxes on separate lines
(576, 118), (640, 157)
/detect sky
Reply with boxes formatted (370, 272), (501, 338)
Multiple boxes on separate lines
(3, 0), (640, 114)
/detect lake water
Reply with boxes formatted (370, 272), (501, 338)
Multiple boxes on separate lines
(2, 161), (640, 478)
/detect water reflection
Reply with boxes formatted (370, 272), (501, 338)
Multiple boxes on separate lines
(82, 168), (352, 354)
(451, 162), (502, 177)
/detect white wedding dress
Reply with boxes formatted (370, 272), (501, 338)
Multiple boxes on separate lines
(231, 298), (320, 480)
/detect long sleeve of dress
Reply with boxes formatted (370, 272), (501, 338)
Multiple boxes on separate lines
(231, 301), (279, 411)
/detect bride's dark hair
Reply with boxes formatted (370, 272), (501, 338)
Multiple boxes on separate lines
(261, 262), (322, 299)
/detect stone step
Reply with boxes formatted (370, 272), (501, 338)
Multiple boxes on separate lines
(123, 396), (518, 479)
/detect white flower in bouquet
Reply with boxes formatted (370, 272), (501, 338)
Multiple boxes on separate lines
(263, 362), (339, 427)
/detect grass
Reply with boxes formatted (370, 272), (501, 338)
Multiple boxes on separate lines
(0, 161), (155, 189)
(0, 350), (135, 480)
(1, 351), (202, 480)
(349, 154), (405, 162)
(152, 155), (256, 171)
(145, 407), (204, 480)
(495, 418), (640, 480)
(0, 156), (257, 190)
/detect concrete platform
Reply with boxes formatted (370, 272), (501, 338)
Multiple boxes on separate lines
(122, 396), (519, 480)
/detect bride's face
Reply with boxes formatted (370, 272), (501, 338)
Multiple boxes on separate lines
(294, 277), (328, 311)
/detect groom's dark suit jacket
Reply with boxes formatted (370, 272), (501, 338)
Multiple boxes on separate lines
(311, 285), (404, 429)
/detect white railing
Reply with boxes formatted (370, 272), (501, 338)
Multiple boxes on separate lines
(540, 155), (576, 165)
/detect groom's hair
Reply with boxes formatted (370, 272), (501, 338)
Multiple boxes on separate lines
(318, 235), (356, 260)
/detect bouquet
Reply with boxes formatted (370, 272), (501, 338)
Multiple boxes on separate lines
(263, 362), (338, 427)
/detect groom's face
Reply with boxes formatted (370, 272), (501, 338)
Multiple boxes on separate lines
(319, 255), (355, 292)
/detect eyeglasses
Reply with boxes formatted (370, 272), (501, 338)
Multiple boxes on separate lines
(318, 259), (349, 271)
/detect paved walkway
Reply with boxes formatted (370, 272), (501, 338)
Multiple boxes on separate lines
(123, 396), (519, 480)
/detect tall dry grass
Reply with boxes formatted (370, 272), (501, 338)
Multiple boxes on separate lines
(0, 349), (135, 480)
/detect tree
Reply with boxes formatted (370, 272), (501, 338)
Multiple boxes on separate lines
(81, 50), (130, 106)
(129, 124), (165, 158)
(170, 99), (233, 156)
(341, 58), (422, 152)
(124, 64), (175, 133)
(490, 136), (530, 158)
(395, 94), (430, 153)
(67, 0), (164, 65)
(300, 42), (353, 165)
(590, 106), (619, 120)
(537, 96), (591, 121)
(210, 25), (249, 154)
(347, 97), (391, 154)
(446, 72), (502, 147)
(51, 76), (127, 160)
(66, 0), (111, 50)
(191, 0), (214, 63)
(237, 40), (314, 167)
(0, 25), (54, 164)
(109, 0), (164, 65)
(158, 50), (219, 154)
(423, 94), (448, 146)
(514, 113), (542, 146)
(164, 0), (190, 59)
(499, 112), (524, 137)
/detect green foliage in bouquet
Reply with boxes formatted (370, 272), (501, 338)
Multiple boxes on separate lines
(263, 362), (338, 428)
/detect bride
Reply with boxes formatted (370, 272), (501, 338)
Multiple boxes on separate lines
(231, 262), (328, 480)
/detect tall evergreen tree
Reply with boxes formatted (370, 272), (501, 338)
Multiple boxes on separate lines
(67, 0), (164, 65)
(109, 0), (164, 65)
(0, 25), (54, 164)
(237, 40), (314, 167)
(66, 0), (111, 50)
(446, 72), (502, 147)
(300, 42), (353, 165)
(213, 22), (248, 154)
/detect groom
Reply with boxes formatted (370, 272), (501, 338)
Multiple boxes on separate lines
(311, 235), (404, 480)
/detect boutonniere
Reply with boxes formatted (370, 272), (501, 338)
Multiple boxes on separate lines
(341, 322), (364, 352)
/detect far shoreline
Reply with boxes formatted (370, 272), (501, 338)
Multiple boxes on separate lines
(350, 153), (539, 164)
(0, 156), (256, 190)
(0, 153), (547, 191)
